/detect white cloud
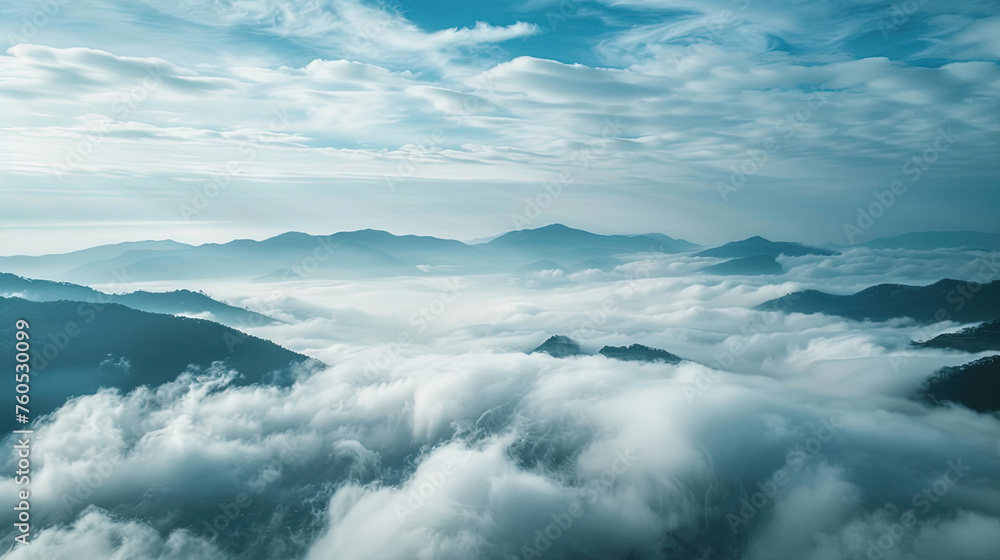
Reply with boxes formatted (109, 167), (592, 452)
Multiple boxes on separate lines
(5, 249), (1000, 558)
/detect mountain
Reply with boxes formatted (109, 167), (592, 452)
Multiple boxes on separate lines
(701, 255), (782, 276)
(0, 272), (277, 328)
(599, 344), (682, 363)
(0, 297), (318, 433)
(697, 236), (836, 259)
(113, 290), (278, 327)
(0, 240), (192, 279)
(487, 224), (659, 252)
(530, 335), (584, 357)
(920, 355), (1000, 413)
(0, 271), (102, 301)
(913, 320), (1000, 353)
(758, 279), (1000, 323)
(529, 338), (685, 363)
(330, 229), (484, 265)
(566, 258), (623, 273)
(1, 231), (478, 282)
(1, 226), (700, 282)
(251, 268), (299, 283)
(629, 233), (699, 252)
(518, 260), (567, 274)
(482, 224), (693, 267)
(860, 231), (1000, 251)
(62, 232), (419, 282)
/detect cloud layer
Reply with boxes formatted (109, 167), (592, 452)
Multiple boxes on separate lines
(3, 247), (1000, 559)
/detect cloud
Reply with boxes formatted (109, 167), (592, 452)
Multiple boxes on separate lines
(1, 44), (240, 96)
(2, 508), (224, 560)
(303, 59), (415, 88)
(126, 0), (539, 74)
(3, 0), (1000, 246)
(4, 249), (1000, 558)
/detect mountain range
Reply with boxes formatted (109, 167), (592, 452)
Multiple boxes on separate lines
(531, 336), (684, 363)
(913, 320), (1000, 353)
(0, 225), (699, 283)
(696, 236), (836, 259)
(858, 231), (1000, 251)
(0, 297), (316, 433)
(758, 279), (1000, 323)
(701, 254), (782, 276)
(921, 355), (1000, 413)
(598, 344), (683, 364)
(2, 228), (995, 285)
(0, 272), (276, 328)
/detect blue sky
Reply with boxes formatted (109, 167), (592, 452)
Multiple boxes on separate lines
(0, 0), (998, 254)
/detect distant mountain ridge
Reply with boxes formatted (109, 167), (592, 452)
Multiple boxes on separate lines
(759, 279), (1000, 323)
(697, 236), (836, 259)
(701, 255), (782, 276)
(6, 228), (994, 284)
(0, 241), (191, 282)
(0, 297), (318, 433)
(0, 272), (277, 328)
(480, 224), (698, 268)
(860, 231), (1000, 251)
(0, 224), (698, 282)
(486, 224), (697, 251)
(914, 321), (1000, 353)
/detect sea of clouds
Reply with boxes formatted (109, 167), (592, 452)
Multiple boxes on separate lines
(2, 247), (999, 559)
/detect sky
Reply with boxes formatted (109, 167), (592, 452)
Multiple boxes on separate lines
(0, 0), (998, 255)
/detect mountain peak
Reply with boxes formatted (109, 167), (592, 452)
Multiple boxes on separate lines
(698, 236), (835, 259)
(536, 223), (574, 231)
(599, 344), (682, 363)
(263, 231), (313, 242)
(531, 335), (583, 357)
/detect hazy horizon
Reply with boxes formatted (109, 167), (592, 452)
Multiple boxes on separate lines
(4, 223), (1000, 258)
